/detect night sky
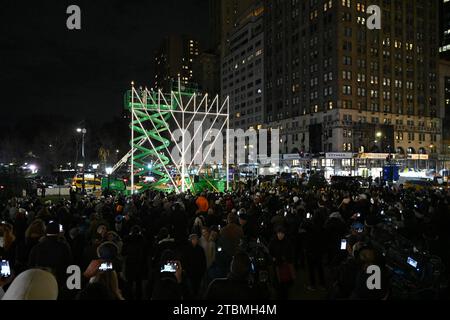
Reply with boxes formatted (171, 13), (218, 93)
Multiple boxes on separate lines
(0, 0), (209, 124)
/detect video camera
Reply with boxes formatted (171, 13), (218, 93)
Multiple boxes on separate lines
(368, 219), (447, 299)
(239, 238), (271, 286)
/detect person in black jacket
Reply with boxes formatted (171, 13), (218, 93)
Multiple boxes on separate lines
(28, 221), (73, 293)
(303, 209), (326, 291)
(205, 251), (262, 300)
(122, 225), (148, 300)
(268, 226), (296, 299)
(182, 234), (207, 298)
(66, 227), (86, 267)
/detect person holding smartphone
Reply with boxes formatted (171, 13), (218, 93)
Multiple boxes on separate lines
(0, 260), (14, 299)
(151, 249), (183, 300)
(89, 269), (124, 300)
(0, 222), (17, 270)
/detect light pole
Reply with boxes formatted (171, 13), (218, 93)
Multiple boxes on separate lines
(106, 167), (113, 195)
(77, 128), (87, 194)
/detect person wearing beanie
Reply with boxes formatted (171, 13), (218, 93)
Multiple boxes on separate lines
(28, 221), (72, 291)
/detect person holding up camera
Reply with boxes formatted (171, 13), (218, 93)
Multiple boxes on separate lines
(151, 249), (183, 300)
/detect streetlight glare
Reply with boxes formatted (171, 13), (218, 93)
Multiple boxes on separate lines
(106, 167), (113, 175)
(376, 132), (382, 138)
(76, 128), (82, 133)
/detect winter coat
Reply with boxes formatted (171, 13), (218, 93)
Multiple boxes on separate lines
(122, 234), (148, 280)
(28, 236), (73, 284)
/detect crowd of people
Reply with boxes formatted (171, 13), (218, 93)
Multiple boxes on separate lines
(0, 177), (449, 300)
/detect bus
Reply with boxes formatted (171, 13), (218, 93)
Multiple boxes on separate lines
(71, 173), (101, 192)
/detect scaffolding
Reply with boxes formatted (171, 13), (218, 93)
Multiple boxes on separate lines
(117, 82), (230, 194)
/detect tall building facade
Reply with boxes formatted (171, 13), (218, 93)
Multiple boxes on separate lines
(154, 35), (199, 92)
(210, 0), (258, 55)
(222, 3), (264, 130)
(193, 52), (220, 95)
(439, 0), (450, 60)
(264, 0), (441, 158)
(440, 59), (450, 154)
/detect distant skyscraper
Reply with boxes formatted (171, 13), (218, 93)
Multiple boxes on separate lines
(153, 35), (199, 92)
(193, 52), (220, 95)
(440, 59), (450, 148)
(209, 0), (257, 55)
(221, 2), (264, 130)
(439, 0), (450, 60)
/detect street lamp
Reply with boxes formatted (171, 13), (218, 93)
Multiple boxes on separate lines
(106, 167), (113, 194)
(76, 128), (87, 194)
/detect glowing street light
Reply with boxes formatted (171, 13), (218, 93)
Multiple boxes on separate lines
(376, 131), (382, 138)
(76, 128), (87, 194)
(105, 167), (113, 194)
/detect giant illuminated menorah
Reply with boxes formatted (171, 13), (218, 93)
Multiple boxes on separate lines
(119, 82), (230, 194)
